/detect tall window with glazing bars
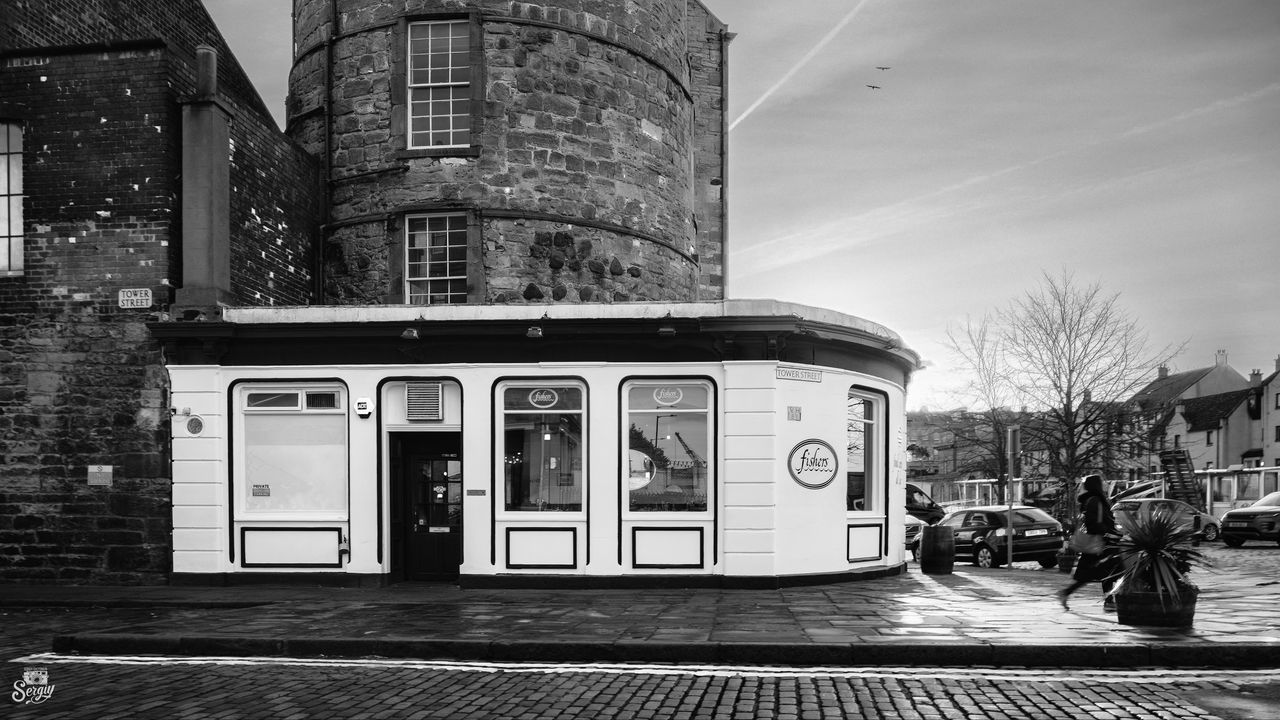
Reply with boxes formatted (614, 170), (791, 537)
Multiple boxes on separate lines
(1, 122), (21, 276)
(408, 20), (472, 149)
(405, 213), (468, 304)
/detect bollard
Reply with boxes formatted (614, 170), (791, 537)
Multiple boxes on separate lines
(919, 524), (955, 575)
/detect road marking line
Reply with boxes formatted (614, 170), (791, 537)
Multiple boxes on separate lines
(12, 653), (1280, 684)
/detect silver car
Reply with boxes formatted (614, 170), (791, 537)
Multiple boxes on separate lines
(1112, 498), (1219, 542)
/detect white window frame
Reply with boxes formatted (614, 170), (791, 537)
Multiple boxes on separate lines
(622, 379), (714, 516)
(234, 383), (349, 522)
(407, 19), (472, 149)
(847, 388), (884, 514)
(405, 212), (469, 305)
(1, 122), (22, 276)
(496, 380), (587, 515)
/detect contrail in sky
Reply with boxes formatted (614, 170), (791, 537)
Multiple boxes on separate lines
(736, 80), (1280, 274)
(728, 0), (875, 132)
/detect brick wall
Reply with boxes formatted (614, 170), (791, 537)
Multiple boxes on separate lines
(0, 1), (323, 583)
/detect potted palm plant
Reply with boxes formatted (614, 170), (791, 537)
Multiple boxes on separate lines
(1108, 507), (1211, 627)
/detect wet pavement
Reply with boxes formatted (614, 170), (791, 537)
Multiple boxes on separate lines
(5, 545), (1280, 669)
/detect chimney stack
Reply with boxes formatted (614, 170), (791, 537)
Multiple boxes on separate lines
(1215, 349), (1228, 367)
(1252, 369), (1263, 387)
(1158, 365), (1169, 380)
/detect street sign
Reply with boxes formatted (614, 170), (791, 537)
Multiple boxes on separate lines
(118, 288), (153, 308)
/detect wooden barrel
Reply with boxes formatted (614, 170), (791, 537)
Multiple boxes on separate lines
(919, 524), (955, 575)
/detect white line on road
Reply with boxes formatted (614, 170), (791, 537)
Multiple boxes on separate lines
(12, 653), (1280, 685)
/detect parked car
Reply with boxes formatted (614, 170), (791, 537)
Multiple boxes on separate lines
(1113, 498), (1220, 542)
(937, 505), (1063, 568)
(1219, 491), (1280, 547)
(904, 514), (926, 561)
(906, 483), (945, 524)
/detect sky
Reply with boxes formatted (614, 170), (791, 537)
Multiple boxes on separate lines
(205, 0), (1280, 410)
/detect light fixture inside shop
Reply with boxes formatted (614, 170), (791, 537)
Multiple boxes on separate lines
(400, 328), (420, 341)
(526, 326), (543, 338)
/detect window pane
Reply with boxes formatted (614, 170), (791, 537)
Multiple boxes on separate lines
(247, 392), (300, 409)
(847, 393), (875, 512)
(243, 414), (347, 513)
(503, 410), (584, 512)
(405, 213), (468, 304)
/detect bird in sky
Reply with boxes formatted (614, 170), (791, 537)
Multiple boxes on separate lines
(875, 66), (891, 70)
(866, 84), (881, 89)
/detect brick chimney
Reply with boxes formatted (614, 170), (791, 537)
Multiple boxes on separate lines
(1215, 349), (1228, 367)
(1158, 365), (1169, 379)
(174, 45), (233, 318)
(1251, 369), (1263, 387)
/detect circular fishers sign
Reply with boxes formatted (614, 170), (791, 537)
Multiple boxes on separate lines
(787, 439), (839, 489)
(652, 386), (684, 406)
(528, 388), (559, 409)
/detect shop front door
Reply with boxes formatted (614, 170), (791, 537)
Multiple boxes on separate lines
(394, 434), (463, 580)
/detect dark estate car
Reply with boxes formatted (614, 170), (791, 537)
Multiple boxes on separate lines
(938, 505), (1063, 568)
(1220, 491), (1280, 547)
(1113, 498), (1220, 542)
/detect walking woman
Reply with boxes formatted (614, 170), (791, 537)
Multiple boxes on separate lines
(1057, 474), (1119, 610)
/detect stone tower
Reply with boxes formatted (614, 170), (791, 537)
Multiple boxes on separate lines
(287, 0), (729, 306)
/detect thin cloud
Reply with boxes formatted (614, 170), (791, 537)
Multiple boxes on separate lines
(728, 0), (875, 132)
(735, 81), (1280, 278)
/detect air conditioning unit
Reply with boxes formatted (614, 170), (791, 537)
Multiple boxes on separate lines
(406, 382), (443, 421)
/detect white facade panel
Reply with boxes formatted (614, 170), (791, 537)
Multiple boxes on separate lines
(172, 506), (218, 529)
(632, 528), (703, 567)
(242, 528), (343, 567)
(724, 411), (774, 436)
(172, 528), (221, 552)
(722, 529), (774, 553)
(722, 507), (775, 530)
(172, 551), (221, 573)
(724, 435), (774, 460)
(506, 527), (577, 568)
(172, 482), (221, 507)
(722, 482), (775, 507)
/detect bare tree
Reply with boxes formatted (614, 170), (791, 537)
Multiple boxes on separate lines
(947, 271), (1183, 517)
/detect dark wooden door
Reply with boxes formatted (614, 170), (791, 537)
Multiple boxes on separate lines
(398, 434), (462, 580)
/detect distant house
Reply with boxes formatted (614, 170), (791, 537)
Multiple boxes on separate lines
(1127, 351), (1250, 477)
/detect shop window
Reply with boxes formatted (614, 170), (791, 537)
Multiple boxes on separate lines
(1, 122), (22, 276)
(624, 381), (712, 512)
(236, 385), (348, 517)
(1265, 472), (1278, 495)
(404, 212), (476, 305)
(846, 389), (882, 512)
(500, 382), (585, 512)
(1206, 431), (1213, 446)
(408, 19), (473, 149)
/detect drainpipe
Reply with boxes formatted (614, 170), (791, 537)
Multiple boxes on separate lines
(313, 0), (339, 304)
(717, 29), (733, 301)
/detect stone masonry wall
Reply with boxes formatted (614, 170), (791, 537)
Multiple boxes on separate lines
(290, 0), (713, 305)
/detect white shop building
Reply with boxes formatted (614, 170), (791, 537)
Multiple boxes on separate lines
(153, 300), (919, 587)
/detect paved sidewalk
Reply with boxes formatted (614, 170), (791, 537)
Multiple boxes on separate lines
(6, 562), (1280, 669)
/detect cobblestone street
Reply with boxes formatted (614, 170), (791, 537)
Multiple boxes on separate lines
(5, 544), (1279, 718)
(6, 654), (1278, 719)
